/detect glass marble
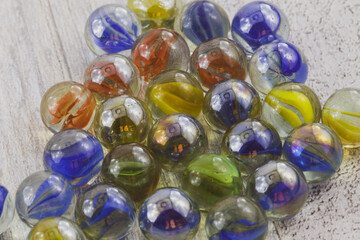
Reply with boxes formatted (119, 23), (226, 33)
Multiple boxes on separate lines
(246, 160), (309, 220)
(139, 188), (200, 240)
(131, 28), (190, 82)
(222, 119), (282, 176)
(84, 4), (141, 56)
(261, 82), (321, 138)
(205, 195), (268, 240)
(231, 1), (289, 55)
(190, 38), (248, 91)
(27, 217), (87, 240)
(174, 1), (230, 50)
(283, 123), (343, 184)
(127, 0), (183, 30)
(43, 129), (104, 187)
(0, 186), (14, 234)
(75, 183), (136, 240)
(101, 143), (160, 202)
(94, 95), (152, 149)
(322, 88), (360, 147)
(16, 171), (75, 227)
(148, 113), (208, 172)
(249, 41), (308, 94)
(181, 154), (243, 210)
(203, 79), (261, 133)
(84, 54), (141, 101)
(145, 69), (204, 119)
(40, 81), (96, 133)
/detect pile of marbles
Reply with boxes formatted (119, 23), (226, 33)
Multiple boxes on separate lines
(1, 1), (359, 239)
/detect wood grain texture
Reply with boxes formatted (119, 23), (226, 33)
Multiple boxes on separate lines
(0, 0), (359, 239)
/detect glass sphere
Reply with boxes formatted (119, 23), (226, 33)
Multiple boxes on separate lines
(139, 188), (201, 240)
(222, 118), (282, 176)
(145, 69), (204, 119)
(205, 195), (268, 240)
(231, 1), (289, 55)
(261, 82), (321, 138)
(101, 143), (160, 202)
(322, 88), (360, 147)
(84, 54), (141, 101)
(43, 129), (104, 187)
(84, 4), (141, 56)
(249, 41), (308, 94)
(246, 160), (309, 220)
(283, 123), (343, 184)
(75, 183), (136, 240)
(181, 154), (243, 210)
(93, 95), (152, 149)
(40, 81), (96, 133)
(0, 186), (14, 234)
(203, 79), (261, 133)
(148, 113), (208, 172)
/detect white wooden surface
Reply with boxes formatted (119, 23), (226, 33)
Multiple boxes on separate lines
(0, 0), (359, 239)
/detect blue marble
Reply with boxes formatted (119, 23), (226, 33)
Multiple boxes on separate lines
(139, 188), (201, 240)
(85, 4), (141, 55)
(203, 79), (261, 133)
(246, 160), (309, 220)
(43, 129), (104, 187)
(0, 186), (14, 234)
(15, 171), (75, 227)
(75, 183), (135, 240)
(176, 1), (229, 46)
(222, 118), (282, 175)
(283, 123), (343, 184)
(231, 1), (289, 55)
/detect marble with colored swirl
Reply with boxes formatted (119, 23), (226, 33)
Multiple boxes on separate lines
(231, 1), (289, 56)
(222, 119), (282, 176)
(246, 160), (309, 220)
(181, 154), (243, 210)
(139, 188), (201, 240)
(43, 129), (104, 187)
(0, 186), (14, 234)
(94, 95), (152, 149)
(203, 79), (261, 133)
(249, 41), (308, 94)
(15, 171), (75, 227)
(148, 113), (208, 172)
(145, 69), (204, 119)
(75, 184), (136, 240)
(131, 28), (190, 82)
(261, 82), (321, 138)
(283, 123), (343, 184)
(40, 81), (96, 133)
(84, 4), (141, 56)
(205, 195), (268, 240)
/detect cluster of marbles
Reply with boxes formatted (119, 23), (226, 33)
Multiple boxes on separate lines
(85, 4), (141, 55)
(148, 113), (208, 172)
(131, 28), (190, 82)
(0, 186), (14, 234)
(43, 129), (104, 187)
(283, 123), (343, 183)
(16, 171), (75, 227)
(190, 38), (248, 91)
(145, 69), (203, 119)
(262, 82), (321, 138)
(84, 54), (141, 101)
(75, 184), (136, 240)
(40, 81), (96, 133)
(203, 79), (261, 133)
(322, 88), (360, 147)
(138, 188), (200, 240)
(127, 0), (183, 30)
(101, 143), (160, 202)
(93, 95), (152, 149)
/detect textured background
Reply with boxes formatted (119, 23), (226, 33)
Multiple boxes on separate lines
(0, 0), (359, 239)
